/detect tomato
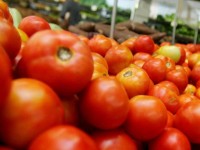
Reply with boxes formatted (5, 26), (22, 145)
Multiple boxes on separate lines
(148, 84), (180, 114)
(79, 76), (129, 130)
(91, 129), (139, 150)
(116, 64), (151, 98)
(166, 66), (188, 93)
(0, 46), (12, 107)
(61, 95), (80, 126)
(132, 52), (152, 63)
(142, 57), (167, 84)
(18, 15), (51, 37)
(16, 28), (29, 43)
(0, 17), (21, 61)
(92, 62), (109, 80)
(121, 37), (137, 53)
(29, 125), (98, 150)
(190, 64), (200, 84)
(15, 30), (93, 97)
(178, 93), (199, 108)
(186, 43), (198, 53)
(88, 34), (112, 56)
(183, 84), (197, 95)
(0, 146), (14, 150)
(186, 52), (200, 69)
(108, 37), (119, 47)
(158, 80), (180, 95)
(0, 0), (13, 23)
(195, 87), (200, 99)
(174, 100), (200, 144)
(78, 35), (89, 45)
(154, 45), (186, 64)
(148, 127), (191, 150)
(105, 45), (133, 75)
(124, 95), (168, 141)
(133, 35), (155, 54)
(153, 55), (176, 73)
(0, 78), (64, 149)
(92, 52), (108, 70)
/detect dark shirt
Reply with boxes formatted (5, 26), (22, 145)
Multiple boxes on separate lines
(60, 0), (81, 25)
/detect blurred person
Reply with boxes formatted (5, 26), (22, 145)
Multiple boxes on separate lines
(60, 0), (81, 29)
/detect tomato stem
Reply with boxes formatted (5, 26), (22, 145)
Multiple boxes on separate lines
(123, 71), (132, 77)
(57, 47), (72, 61)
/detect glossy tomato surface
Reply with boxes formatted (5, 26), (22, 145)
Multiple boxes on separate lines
(16, 30), (94, 97)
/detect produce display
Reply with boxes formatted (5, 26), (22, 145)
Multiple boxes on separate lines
(1, 1), (200, 150)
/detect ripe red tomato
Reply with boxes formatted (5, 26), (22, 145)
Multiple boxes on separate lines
(132, 52), (153, 63)
(190, 64), (200, 84)
(0, 146), (14, 150)
(187, 52), (200, 69)
(105, 44), (133, 75)
(0, 46), (12, 107)
(121, 37), (137, 53)
(158, 80), (180, 95)
(142, 57), (167, 84)
(133, 35), (155, 54)
(0, 17), (21, 61)
(183, 84), (197, 95)
(79, 76), (129, 130)
(91, 129), (139, 150)
(178, 93), (199, 108)
(148, 127), (191, 150)
(174, 100), (200, 144)
(166, 66), (188, 93)
(15, 30), (93, 97)
(166, 111), (174, 128)
(0, 78), (64, 149)
(116, 64), (151, 98)
(92, 52), (108, 70)
(29, 125), (98, 150)
(18, 15), (51, 37)
(88, 34), (112, 56)
(148, 84), (180, 114)
(92, 62), (109, 80)
(124, 95), (168, 141)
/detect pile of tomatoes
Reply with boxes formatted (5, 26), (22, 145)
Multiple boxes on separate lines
(0, 1), (200, 150)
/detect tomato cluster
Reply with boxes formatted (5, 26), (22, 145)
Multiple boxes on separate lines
(1, 1), (200, 150)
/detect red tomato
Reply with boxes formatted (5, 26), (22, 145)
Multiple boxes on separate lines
(0, 146), (14, 150)
(0, 46), (12, 107)
(190, 64), (200, 84)
(132, 52), (152, 63)
(18, 15), (51, 37)
(178, 93), (199, 108)
(79, 76), (129, 130)
(78, 35), (89, 45)
(124, 95), (168, 141)
(29, 125), (98, 150)
(0, 78), (64, 149)
(91, 129), (139, 150)
(187, 52), (200, 69)
(166, 66), (188, 93)
(105, 45), (133, 75)
(121, 37), (137, 53)
(186, 43), (198, 53)
(148, 127), (191, 150)
(92, 52), (108, 70)
(0, 17), (21, 61)
(153, 55), (176, 73)
(0, 1), (13, 23)
(174, 100), (200, 144)
(148, 84), (180, 114)
(158, 80), (180, 95)
(195, 87), (200, 99)
(116, 64), (151, 98)
(133, 35), (155, 54)
(88, 34), (112, 56)
(183, 84), (197, 95)
(92, 62), (109, 80)
(142, 57), (167, 84)
(15, 30), (93, 97)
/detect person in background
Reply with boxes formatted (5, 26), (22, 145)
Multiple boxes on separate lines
(60, 0), (81, 29)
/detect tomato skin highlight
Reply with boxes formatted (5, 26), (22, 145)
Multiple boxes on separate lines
(16, 30), (94, 97)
